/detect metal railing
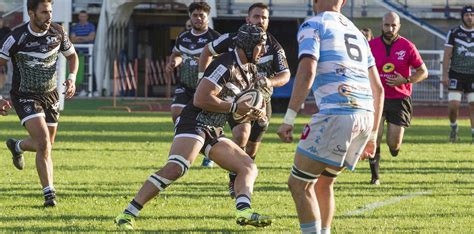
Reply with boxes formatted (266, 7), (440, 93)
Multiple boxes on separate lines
(412, 50), (444, 103)
(74, 44), (94, 97)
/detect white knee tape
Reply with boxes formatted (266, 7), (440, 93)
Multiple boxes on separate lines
(448, 92), (462, 102)
(467, 93), (474, 103)
(291, 165), (319, 182)
(168, 155), (191, 176)
(148, 174), (173, 191)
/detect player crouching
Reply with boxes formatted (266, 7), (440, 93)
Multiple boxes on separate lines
(114, 24), (272, 230)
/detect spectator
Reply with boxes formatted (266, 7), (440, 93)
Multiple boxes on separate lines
(361, 27), (373, 41)
(70, 10), (96, 45)
(70, 10), (97, 96)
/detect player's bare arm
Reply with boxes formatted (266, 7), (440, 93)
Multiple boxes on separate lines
(64, 52), (79, 98)
(361, 66), (384, 160)
(256, 70), (290, 89)
(194, 78), (252, 117)
(387, 63), (428, 86)
(198, 43), (214, 73)
(442, 46), (453, 86)
(277, 57), (316, 143)
(165, 51), (183, 73)
(0, 98), (11, 116)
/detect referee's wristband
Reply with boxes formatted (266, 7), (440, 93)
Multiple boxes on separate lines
(67, 73), (77, 83)
(283, 108), (297, 126)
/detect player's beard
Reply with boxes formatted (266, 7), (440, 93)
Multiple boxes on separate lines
(33, 15), (50, 31)
(382, 30), (397, 42)
(192, 21), (208, 31)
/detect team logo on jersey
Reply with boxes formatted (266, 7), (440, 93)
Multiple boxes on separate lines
(23, 105), (32, 114)
(189, 43), (196, 49)
(383, 63), (395, 73)
(182, 37), (191, 43)
(26, 41), (40, 47)
(197, 38), (208, 44)
(46, 36), (59, 45)
(298, 28), (320, 43)
(338, 84), (352, 97)
(395, 50), (406, 60)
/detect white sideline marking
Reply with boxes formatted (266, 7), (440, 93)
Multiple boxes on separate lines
(345, 191), (432, 216)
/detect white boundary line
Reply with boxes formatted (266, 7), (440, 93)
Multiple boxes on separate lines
(345, 191), (432, 216)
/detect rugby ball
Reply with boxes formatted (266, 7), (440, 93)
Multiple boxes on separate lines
(232, 89), (264, 123)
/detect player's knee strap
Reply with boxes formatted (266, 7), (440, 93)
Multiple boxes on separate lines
(448, 92), (462, 102)
(321, 168), (343, 178)
(167, 155), (190, 176)
(467, 93), (474, 103)
(148, 174), (173, 192)
(291, 165), (319, 182)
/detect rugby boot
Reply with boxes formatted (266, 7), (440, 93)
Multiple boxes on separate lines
(236, 208), (272, 227)
(6, 138), (24, 170)
(115, 213), (135, 230)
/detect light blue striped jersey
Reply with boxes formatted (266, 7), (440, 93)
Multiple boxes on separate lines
(297, 12), (375, 115)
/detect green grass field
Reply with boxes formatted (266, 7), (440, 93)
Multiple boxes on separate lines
(0, 99), (473, 232)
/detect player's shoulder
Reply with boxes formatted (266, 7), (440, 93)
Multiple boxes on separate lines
(266, 32), (283, 49)
(212, 51), (234, 64)
(49, 22), (66, 34)
(9, 23), (28, 37)
(177, 30), (191, 39)
(208, 28), (221, 37)
(398, 36), (418, 50)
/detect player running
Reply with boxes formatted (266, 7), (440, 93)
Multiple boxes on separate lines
(0, 0), (78, 207)
(115, 24), (272, 230)
(199, 2), (290, 195)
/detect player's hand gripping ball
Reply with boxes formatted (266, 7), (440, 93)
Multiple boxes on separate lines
(233, 89), (264, 123)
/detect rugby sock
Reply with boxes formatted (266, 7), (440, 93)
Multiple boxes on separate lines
(321, 227), (331, 234)
(369, 147), (380, 179)
(43, 186), (56, 200)
(124, 199), (143, 217)
(236, 194), (251, 211)
(15, 140), (24, 153)
(229, 172), (236, 182)
(450, 122), (458, 129)
(300, 221), (321, 234)
(389, 148), (399, 157)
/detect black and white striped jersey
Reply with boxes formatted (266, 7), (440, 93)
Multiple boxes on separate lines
(180, 50), (258, 128)
(208, 31), (289, 101)
(445, 25), (474, 76)
(173, 28), (220, 89)
(0, 22), (75, 94)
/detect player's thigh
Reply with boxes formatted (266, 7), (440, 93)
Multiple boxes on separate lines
(386, 122), (405, 145)
(210, 138), (254, 173)
(293, 152), (332, 176)
(231, 122), (251, 146)
(169, 136), (203, 165)
(24, 117), (50, 143)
